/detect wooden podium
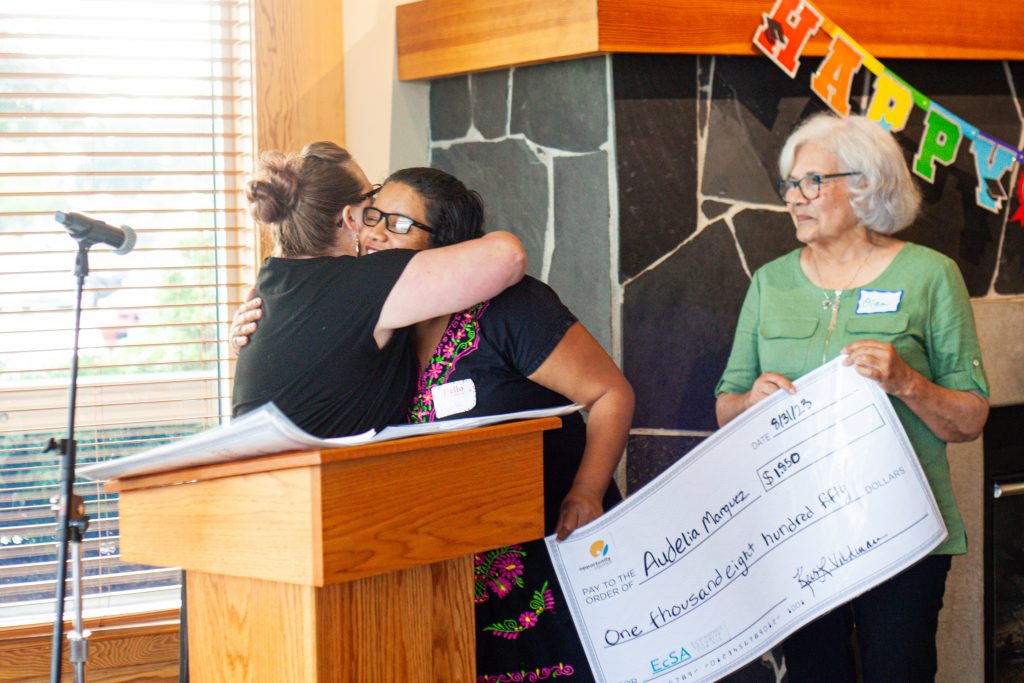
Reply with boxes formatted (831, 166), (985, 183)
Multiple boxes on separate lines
(106, 417), (559, 682)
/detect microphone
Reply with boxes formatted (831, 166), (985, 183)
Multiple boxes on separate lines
(54, 211), (137, 255)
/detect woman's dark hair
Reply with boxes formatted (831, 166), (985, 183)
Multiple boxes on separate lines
(246, 141), (366, 257)
(383, 167), (485, 248)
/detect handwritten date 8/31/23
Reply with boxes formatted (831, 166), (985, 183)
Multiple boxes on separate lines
(750, 398), (815, 452)
(770, 398), (813, 431)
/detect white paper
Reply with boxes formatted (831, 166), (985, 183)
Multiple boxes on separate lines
(373, 403), (581, 441)
(78, 402), (581, 481)
(546, 358), (946, 683)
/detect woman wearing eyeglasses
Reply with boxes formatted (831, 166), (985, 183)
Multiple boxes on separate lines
(715, 113), (989, 682)
(233, 165), (634, 681)
(231, 142), (526, 436)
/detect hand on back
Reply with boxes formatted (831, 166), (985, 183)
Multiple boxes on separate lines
(229, 287), (261, 355)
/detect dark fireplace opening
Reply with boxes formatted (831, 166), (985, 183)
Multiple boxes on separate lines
(984, 404), (1024, 682)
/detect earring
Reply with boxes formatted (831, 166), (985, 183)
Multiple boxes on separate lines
(355, 236), (362, 257)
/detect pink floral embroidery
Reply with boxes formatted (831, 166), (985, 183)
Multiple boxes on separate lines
(499, 556), (524, 581)
(476, 546), (527, 603)
(489, 577), (512, 598)
(477, 663), (575, 682)
(407, 301), (489, 423)
(482, 581), (556, 640)
(518, 611), (538, 628)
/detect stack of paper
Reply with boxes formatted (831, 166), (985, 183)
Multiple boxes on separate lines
(78, 403), (580, 481)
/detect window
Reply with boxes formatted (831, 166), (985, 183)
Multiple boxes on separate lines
(0, 0), (255, 626)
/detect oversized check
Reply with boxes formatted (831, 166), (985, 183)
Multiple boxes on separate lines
(546, 357), (947, 683)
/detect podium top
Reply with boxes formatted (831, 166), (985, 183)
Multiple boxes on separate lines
(107, 416), (562, 493)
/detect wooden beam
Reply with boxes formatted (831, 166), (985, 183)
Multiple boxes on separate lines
(397, 0), (600, 80)
(397, 0), (1024, 81)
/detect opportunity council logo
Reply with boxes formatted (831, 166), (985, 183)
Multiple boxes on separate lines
(579, 538), (613, 571)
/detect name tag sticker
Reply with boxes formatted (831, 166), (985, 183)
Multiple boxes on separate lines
(856, 289), (903, 315)
(431, 379), (477, 418)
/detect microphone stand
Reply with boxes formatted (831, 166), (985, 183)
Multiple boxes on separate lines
(49, 241), (93, 683)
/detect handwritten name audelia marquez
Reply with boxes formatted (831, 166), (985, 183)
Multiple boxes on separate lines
(642, 489), (751, 576)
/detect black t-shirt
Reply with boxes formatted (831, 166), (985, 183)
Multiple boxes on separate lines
(232, 249), (417, 437)
(407, 276), (621, 533)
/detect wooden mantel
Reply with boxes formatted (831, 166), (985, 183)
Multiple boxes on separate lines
(397, 0), (1024, 81)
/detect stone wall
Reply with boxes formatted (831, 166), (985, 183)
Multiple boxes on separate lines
(429, 53), (1024, 683)
(617, 54), (1024, 490)
(429, 54), (1024, 490)
(429, 58), (615, 354)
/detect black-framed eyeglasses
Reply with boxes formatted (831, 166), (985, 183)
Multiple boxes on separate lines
(362, 206), (435, 235)
(775, 172), (861, 202)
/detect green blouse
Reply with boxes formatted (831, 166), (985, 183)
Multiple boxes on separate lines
(716, 242), (989, 555)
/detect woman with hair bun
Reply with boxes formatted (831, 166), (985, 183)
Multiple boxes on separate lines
(233, 164), (635, 681)
(231, 142), (526, 436)
(715, 113), (990, 681)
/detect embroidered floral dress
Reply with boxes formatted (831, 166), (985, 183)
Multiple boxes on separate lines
(406, 277), (620, 683)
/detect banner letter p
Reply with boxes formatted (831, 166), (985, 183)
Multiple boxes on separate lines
(913, 108), (963, 183)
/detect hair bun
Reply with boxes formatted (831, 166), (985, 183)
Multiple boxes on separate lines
(246, 153), (302, 224)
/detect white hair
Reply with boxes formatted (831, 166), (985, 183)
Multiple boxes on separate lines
(778, 113), (921, 234)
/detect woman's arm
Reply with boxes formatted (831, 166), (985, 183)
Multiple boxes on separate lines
(526, 323), (635, 540)
(715, 372), (796, 427)
(375, 231), (526, 336)
(230, 233), (526, 351)
(843, 339), (989, 442)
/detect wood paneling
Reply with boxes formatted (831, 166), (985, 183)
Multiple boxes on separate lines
(252, 0), (345, 262)
(187, 559), (473, 682)
(316, 429), (543, 585)
(397, 0), (1024, 80)
(119, 465), (322, 585)
(253, 0), (345, 154)
(0, 611), (180, 683)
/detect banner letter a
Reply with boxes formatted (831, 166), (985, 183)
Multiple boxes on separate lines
(810, 33), (864, 117)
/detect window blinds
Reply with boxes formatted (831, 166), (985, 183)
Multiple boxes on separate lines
(0, 0), (255, 626)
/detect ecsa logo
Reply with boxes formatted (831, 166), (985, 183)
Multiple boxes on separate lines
(589, 540), (610, 558)
(650, 646), (692, 673)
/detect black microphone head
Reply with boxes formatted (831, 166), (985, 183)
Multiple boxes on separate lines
(54, 210), (135, 255)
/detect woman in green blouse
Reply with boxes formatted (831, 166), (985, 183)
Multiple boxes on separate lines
(715, 113), (989, 682)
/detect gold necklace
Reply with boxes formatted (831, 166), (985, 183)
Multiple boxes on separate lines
(810, 243), (875, 310)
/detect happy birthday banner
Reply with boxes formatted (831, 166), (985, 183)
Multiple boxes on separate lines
(752, 0), (1024, 226)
